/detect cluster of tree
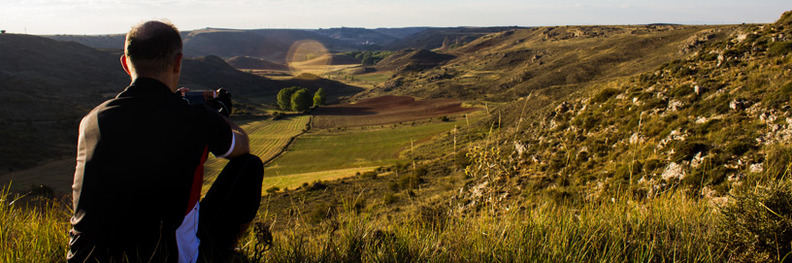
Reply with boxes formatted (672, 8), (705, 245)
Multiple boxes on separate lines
(277, 86), (326, 112)
(344, 50), (394, 66)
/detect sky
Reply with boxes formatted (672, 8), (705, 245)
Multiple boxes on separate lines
(1, 0), (791, 35)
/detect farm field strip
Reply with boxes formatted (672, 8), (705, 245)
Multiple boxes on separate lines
(265, 114), (478, 177)
(261, 166), (378, 194)
(202, 116), (310, 192)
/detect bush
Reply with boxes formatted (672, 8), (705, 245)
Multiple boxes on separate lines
(591, 88), (620, 103)
(291, 89), (312, 112)
(313, 88), (326, 107)
(720, 181), (792, 262)
(671, 141), (708, 163)
(277, 87), (301, 110)
(266, 186), (280, 194)
(764, 145), (792, 180)
(361, 171), (378, 179)
(768, 41), (792, 57)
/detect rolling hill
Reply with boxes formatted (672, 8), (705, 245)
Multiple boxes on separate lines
(226, 56), (289, 71)
(0, 34), (362, 177)
(361, 24), (735, 101)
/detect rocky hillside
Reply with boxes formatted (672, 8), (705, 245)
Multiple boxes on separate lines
(451, 11), (792, 210)
(362, 24), (736, 102)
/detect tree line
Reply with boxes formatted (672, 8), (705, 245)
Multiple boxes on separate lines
(277, 87), (326, 112)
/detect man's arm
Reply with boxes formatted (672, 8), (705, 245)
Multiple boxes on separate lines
(223, 118), (249, 159)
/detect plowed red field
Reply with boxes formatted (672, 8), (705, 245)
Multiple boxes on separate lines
(312, 95), (477, 129)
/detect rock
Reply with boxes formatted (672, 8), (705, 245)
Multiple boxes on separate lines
(661, 162), (685, 181)
(729, 98), (749, 111)
(750, 163), (764, 173)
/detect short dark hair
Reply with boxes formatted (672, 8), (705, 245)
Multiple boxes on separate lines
(124, 20), (182, 75)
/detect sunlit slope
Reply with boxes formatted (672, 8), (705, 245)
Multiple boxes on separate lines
(362, 25), (736, 101)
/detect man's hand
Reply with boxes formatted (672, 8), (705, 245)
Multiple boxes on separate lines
(207, 88), (232, 117)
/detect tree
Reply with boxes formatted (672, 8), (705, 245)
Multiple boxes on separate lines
(277, 86), (300, 110)
(313, 88), (326, 107)
(291, 89), (312, 112)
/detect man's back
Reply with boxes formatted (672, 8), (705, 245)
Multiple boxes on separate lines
(69, 78), (232, 261)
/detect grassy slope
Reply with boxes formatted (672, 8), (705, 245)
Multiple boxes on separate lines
(265, 115), (476, 176)
(359, 25), (735, 102)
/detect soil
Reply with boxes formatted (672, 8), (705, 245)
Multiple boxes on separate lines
(312, 95), (478, 129)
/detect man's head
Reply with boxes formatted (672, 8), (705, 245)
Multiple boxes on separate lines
(121, 20), (183, 91)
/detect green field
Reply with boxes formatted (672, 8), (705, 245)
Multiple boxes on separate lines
(202, 115), (310, 190)
(261, 166), (377, 192)
(265, 117), (472, 176)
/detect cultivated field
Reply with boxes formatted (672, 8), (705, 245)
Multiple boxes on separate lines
(265, 114), (478, 177)
(312, 95), (478, 129)
(202, 115), (310, 191)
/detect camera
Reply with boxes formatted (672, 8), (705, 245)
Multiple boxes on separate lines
(179, 87), (232, 117)
(181, 90), (217, 105)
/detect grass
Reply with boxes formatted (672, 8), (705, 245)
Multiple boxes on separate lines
(265, 117), (469, 176)
(261, 167), (377, 194)
(240, 190), (728, 262)
(0, 185), (70, 262)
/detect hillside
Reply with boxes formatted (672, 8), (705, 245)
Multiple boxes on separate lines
(0, 34), (128, 172)
(244, 12), (792, 262)
(226, 56), (289, 71)
(45, 33), (126, 50)
(385, 26), (525, 51)
(361, 25), (735, 101)
(183, 28), (358, 61)
(314, 27), (398, 46)
(435, 13), (792, 209)
(375, 49), (455, 72)
(0, 34), (363, 176)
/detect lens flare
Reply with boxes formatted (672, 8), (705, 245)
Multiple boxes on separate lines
(285, 40), (330, 77)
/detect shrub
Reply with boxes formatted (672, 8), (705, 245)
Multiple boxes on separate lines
(277, 86), (300, 110)
(764, 145), (792, 180)
(266, 186), (280, 194)
(291, 89), (312, 112)
(671, 140), (708, 163)
(592, 88), (620, 103)
(312, 88), (326, 107)
(720, 181), (792, 262)
(361, 171), (378, 179)
(763, 81), (792, 108)
(768, 41), (792, 57)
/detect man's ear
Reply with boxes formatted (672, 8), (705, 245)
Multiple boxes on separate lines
(120, 55), (132, 76)
(173, 53), (183, 74)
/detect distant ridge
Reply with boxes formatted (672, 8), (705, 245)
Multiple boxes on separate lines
(227, 56), (289, 71)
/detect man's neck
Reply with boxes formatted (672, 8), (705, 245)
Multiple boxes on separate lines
(131, 73), (177, 92)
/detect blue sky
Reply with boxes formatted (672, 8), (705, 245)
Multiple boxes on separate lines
(1, 0), (790, 34)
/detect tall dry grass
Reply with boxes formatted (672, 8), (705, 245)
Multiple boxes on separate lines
(0, 185), (69, 262)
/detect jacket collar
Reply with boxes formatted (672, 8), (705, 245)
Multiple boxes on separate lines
(116, 77), (175, 99)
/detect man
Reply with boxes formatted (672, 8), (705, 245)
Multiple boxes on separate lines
(68, 20), (264, 262)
